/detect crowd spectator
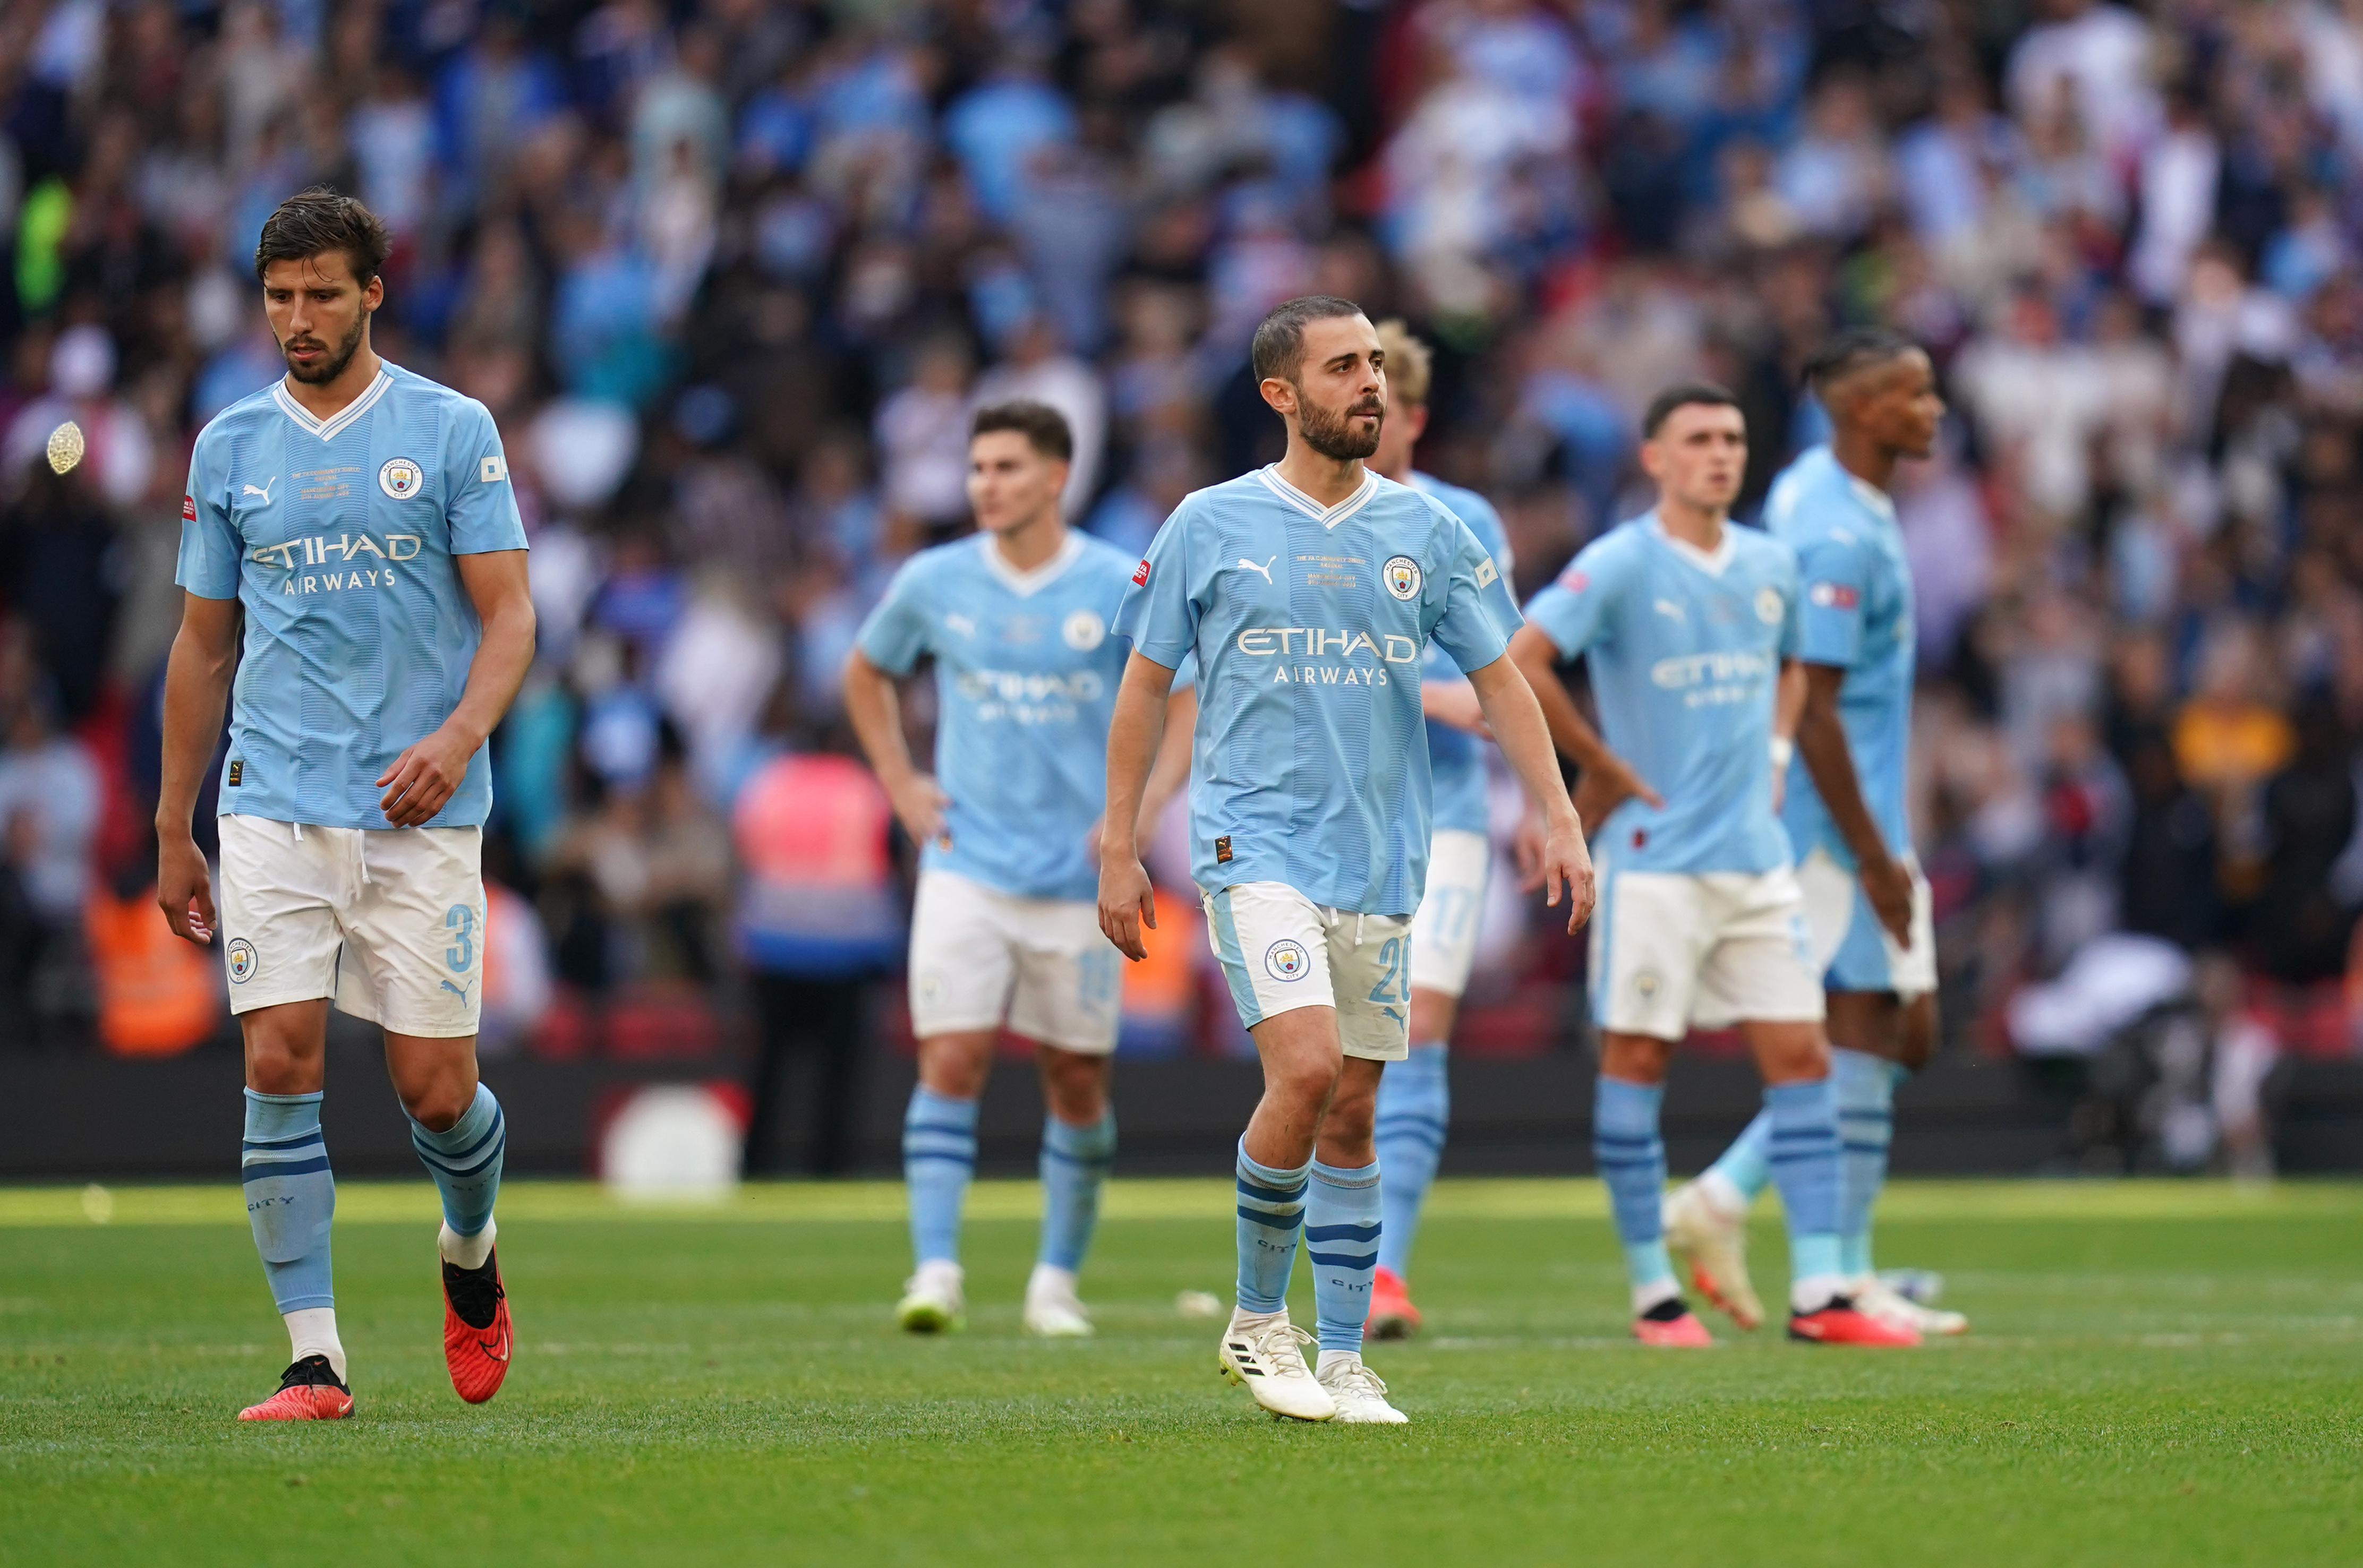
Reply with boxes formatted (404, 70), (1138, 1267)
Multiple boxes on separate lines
(2, 0), (2363, 1173)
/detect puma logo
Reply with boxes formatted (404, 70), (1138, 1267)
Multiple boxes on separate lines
(242, 478), (277, 504)
(1237, 555), (1276, 584)
(441, 978), (474, 1004)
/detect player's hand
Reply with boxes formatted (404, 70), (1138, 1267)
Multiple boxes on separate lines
(1513, 806), (1548, 891)
(1859, 851), (1915, 946)
(378, 723), (477, 827)
(157, 832), (216, 945)
(1421, 679), (1491, 738)
(1535, 810), (1596, 933)
(1570, 753), (1662, 835)
(1097, 851), (1157, 961)
(885, 773), (952, 849)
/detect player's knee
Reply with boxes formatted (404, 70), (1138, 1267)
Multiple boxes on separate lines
(1268, 1052), (1342, 1115)
(397, 1075), (472, 1133)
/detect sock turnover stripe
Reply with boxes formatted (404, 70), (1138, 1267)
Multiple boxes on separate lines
(241, 1155), (332, 1181)
(1040, 1144), (1113, 1169)
(1235, 1205), (1302, 1229)
(1305, 1249), (1377, 1267)
(1236, 1177), (1307, 1204)
(1304, 1221), (1380, 1241)
(408, 1139), (507, 1181)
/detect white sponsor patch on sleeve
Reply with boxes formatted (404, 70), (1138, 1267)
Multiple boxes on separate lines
(480, 454), (508, 483)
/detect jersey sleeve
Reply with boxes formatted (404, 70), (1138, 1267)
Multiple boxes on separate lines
(443, 399), (528, 555)
(1520, 533), (1628, 659)
(173, 433), (241, 601)
(1111, 498), (1197, 670)
(1792, 527), (1873, 668)
(853, 557), (933, 676)
(1428, 513), (1520, 673)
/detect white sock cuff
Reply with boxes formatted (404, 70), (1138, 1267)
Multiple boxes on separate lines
(284, 1306), (346, 1382)
(439, 1216), (497, 1269)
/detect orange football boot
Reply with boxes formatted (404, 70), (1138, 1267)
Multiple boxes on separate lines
(442, 1249), (513, 1403)
(1788, 1298), (1921, 1347)
(238, 1355), (354, 1421)
(1634, 1298), (1715, 1347)
(1368, 1266), (1423, 1341)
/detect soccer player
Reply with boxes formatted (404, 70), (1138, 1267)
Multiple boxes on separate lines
(1506, 381), (1916, 1348)
(156, 188), (536, 1420)
(1100, 296), (1594, 1423)
(846, 400), (1190, 1337)
(1358, 320), (1514, 1339)
(1659, 332), (1966, 1338)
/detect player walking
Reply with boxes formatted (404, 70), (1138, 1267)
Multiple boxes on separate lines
(1659, 332), (1965, 1338)
(846, 401), (1189, 1336)
(1506, 382), (1915, 1348)
(1101, 296), (1594, 1422)
(157, 189), (536, 1420)
(1358, 321), (1515, 1339)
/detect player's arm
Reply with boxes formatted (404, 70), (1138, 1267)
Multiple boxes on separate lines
(155, 592), (241, 944)
(1771, 658), (1806, 811)
(1421, 675), (1488, 736)
(1465, 653), (1596, 932)
(1097, 650), (1176, 961)
(1505, 622), (1665, 832)
(1138, 681), (1197, 833)
(842, 648), (950, 846)
(1793, 660), (1912, 942)
(378, 549), (536, 827)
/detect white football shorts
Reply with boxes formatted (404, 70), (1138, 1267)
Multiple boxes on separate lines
(217, 813), (486, 1038)
(908, 869), (1121, 1054)
(1587, 860), (1825, 1039)
(1796, 846), (1938, 1000)
(1204, 881), (1413, 1061)
(1408, 827), (1490, 1000)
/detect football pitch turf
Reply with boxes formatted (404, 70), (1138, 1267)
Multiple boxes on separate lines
(3, 1179), (2359, 1567)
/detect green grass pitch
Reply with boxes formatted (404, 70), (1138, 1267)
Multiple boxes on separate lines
(4, 1178), (2360, 1567)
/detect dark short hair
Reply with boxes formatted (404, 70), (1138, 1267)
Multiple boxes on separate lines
(1251, 295), (1367, 383)
(970, 399), (1073, 462)
(254, 186), (390, 286)
(1642, 381), (1743, 439)
(1801, 327), (1918, 393)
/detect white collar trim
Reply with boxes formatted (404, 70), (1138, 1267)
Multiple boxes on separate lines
(1256, 465), (1379, 530)
(1847, 472), (1898, 520)
(1650, 514), (1737, 577)
(979, 528), (1085, 597)
(272, 366), (393, 441)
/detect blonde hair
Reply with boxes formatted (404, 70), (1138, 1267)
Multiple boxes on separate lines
(1375, 319), (1432, 408)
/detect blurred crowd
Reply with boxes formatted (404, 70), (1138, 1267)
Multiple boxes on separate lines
(3, 0), (2363, 1171)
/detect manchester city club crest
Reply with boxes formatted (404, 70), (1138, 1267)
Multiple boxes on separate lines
(1265, 939), (1309, 982)
(1756, 586), (1784, 624)
(378, 456), (424, 499)
(226, 938), (258, 984)
(1063, 608), (1105, 650)
(1383, 555), (1422, 601)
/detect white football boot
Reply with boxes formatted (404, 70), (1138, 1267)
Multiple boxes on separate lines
(1216, 1310), (1335, 1421)
(1856, 1273), (1966, 1336)
(895, 1259), (966, 1333)
(1662, 1179), (1764, 1331)
(1022, 1264), (1095, 1338)
(1315, 1351), (1410, 1424)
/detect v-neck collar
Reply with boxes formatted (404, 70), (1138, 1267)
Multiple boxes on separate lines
(1649, 512), (1737, 577)
(1256, 464), (1380, 530)
(979, 528), (1084, 597)
(272, 365), (393, 441)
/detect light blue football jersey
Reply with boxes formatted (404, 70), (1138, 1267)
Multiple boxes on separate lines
(1765, 445), (1915, 864)
(1413, 471), (1519, 837)
(1523, 512), (1801, 875)
(175, 363), (527, 829)
(1113, 465), (1520, 915)
(856, 529), (1137, 902)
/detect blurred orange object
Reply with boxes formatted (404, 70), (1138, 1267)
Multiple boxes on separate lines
(84, 885), (218, 1056)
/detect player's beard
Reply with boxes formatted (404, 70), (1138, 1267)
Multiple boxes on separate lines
(1295, 387), (1384, 462)
(281, 313), (367, 386)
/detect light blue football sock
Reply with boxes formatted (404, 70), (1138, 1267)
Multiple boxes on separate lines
(1306, 1159), (1381, 1354)
(407, 1083), (505, 1241)
(1038, 1109), (1115, 1272)
(243, 1090), (336, 1312)
(1234, 1139), (1310, 1314)
(1705, 1109), (1775, 1204)
(1375, 1042), (1449, 1276)
(1765, 1077), (1846, 1303)
(1832, 1048), (1894, 1278)
(904, 1086), (978, 1267)
(1594, 1076), (1675, 1295)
